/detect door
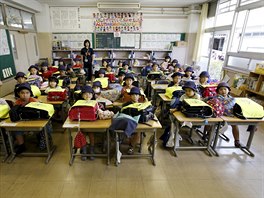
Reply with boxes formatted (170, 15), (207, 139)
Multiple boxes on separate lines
(9, 31), (39, 74)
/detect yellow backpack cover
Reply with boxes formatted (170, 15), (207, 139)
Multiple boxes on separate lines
(30, 85), (41, 97)
(121, 101), (152, 111)
(25, 102), (55, 117)
(94, 77), (109, 89)
(0, 104), (10, 119)
(233, 98), (264, 119)
(72, 100), (97, 107)
(165, 86), (182, 99)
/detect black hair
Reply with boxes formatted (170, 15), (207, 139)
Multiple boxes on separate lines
(83, 39), (91, 47)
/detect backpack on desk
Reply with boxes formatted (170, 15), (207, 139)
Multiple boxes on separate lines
(121, 101), (156, 123)
(9, 102), (54, 122)
(147, 72), (162, 80)
(181, 99), (213, 118)
(68, 100), (98, 121)
(47, 88), (67, 101)
(233, 98), (264, 119)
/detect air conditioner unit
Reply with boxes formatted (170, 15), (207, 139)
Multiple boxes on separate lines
(97, 2), (141, 13)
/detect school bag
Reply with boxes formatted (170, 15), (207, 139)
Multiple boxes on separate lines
(206, 97), (225, 117)
(47, 88), (67, 101)
(74, 131), (87, 148)
(58, 77), (70, 88)
(68, 100), (99, 121)
(31, 85), (41, 97)
(200, 84), (217, 98)
(93, 77), (109, 89)
(165, 86), (183, 99)
(105, 72), (115, 82)
(181, 99), (213, 118)
(147, 72), (162, 80)
(170, 90), (185, 109)
(141, 66), (152, 76)
(9, 102), (54, 122)
(0, 104), (10, 119)
(121, 101), (155, 123)
(233, 98), (264, 119)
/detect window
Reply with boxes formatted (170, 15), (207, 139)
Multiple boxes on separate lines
(230, 10), (247, 52)
(5, 6), (22, 28)
(227, 56), (249, 70)
(240, 0), (261, 6)
(21, 11), (34, 30)
(215, 0), (237, 26)
(240, 7), (264, 53)
(0, 5), (4, 25)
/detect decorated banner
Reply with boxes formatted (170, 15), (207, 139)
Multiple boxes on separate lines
(93, 12), (142, 32)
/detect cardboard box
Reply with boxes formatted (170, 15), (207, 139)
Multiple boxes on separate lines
(175, 41), (187, 47)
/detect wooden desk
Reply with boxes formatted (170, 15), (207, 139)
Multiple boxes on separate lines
(158, 93), (172, 123)
(71, 77), (78, 83)
(151, 84), (168, 105)
(114, 117), (162, 166)
(172, 111), (222, 156)
(63, 117), (111, 165)
(211, 116), (264, 157)
(0, 118), (56, 163)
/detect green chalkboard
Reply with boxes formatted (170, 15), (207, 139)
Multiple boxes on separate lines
(0, 29), (16, 80)
(96, 33), (121, 48)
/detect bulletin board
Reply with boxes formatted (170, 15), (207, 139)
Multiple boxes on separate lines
(0, 29), (16, 80)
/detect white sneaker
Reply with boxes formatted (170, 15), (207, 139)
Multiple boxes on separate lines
(117, 150), (122, 164)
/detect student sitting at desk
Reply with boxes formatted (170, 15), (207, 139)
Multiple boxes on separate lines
(58, 58), (66, 68)
(121, 73), (135, 102)
(168, 72), (183, 87)
(196, 71), (210, 96)
(66, 64), (76, 78)
(93, 81), (112, 106)
(13, 83), (39, 154)
(141, 60), (153, 77)
(120, 61), (132, 74)
(14, 72), (28, 91)
(40, 62), (53, 81)
(181, 66), (196, 83)
(78, 85), (96, 160)
(160, 55), (171, 71)
(44, 76), (62, 94)
(108, 71), (126, 92)
(72, 57), (83, 69)
(122, 87), (143, 154)
(57, 66), (71, 89)
(105, 65), (116, 83)
(27, 65), (43, 88)
(216, 82), (241, 147)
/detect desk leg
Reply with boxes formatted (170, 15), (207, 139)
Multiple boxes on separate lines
(173, 121), (180, 157)
(44, 124), (56, 164)
(6, 131), (16, 163)
(210, 123), (221, 157)
(0, 129), (9, 163)
(115, 132), (119, 167)
(150, 129), (157, 166)
(68, 129), (75, 166)
(107, 129), (110, 165)
(240, 126), (256, 157)
(205, 124), (218, 157)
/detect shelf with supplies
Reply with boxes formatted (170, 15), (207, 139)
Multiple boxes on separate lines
(245, 71), (264, 106)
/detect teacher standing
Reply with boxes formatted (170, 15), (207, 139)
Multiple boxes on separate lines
(81, 39), (94, 82)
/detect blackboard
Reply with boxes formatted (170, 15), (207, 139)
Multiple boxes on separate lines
(0, 29), (16, 80)
(96, 33), (121, 48)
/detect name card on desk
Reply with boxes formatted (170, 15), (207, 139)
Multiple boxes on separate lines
(0, 122), (18, 127)
(63, 123), (80, 128)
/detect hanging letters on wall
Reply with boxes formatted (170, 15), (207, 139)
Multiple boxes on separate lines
(93, 13), (142, 32)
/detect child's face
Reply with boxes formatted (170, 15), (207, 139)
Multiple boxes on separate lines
(102, 61), (108, 67)
(118, 62), (123, 67)
(153, 65), (158, 71)
(185, 88), (195, 98)
(93, 86), (101, 94)
(42, 66), (48, 71)
(30, 68), (38, 75)
(59, 61), (64, 66)
(82, 92), (93, 100)
(185, 71), (192, 77)
(17, 77), (26, 84)
(60, 70), (66, 76)
(106, 66), (112, 72)
(99, 73), (104, 78)
(125, 78), (133, 86)
(174, 67), (180, 72)
(49, 81), (57, 88)
(123, 65), (129, 70)
(218, 87), (229, 97)
(118, 75), (125, 82)
(18, 89), (31, 101)
(199, 77), (208, 85)
(165, 58), (170, 62)
(173, 76), (181, 84)
(131, 94), (140, 102)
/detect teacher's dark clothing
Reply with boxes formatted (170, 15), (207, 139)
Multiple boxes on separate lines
(81, 47), (94, 81)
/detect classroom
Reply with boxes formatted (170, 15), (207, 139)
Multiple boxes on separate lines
(0, 0), (264, 197)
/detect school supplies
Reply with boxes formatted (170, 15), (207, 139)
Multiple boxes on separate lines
(0, 104), (10, 119)
(201, 84), (217, 98)
(94, 77), (109, 89)
(233, 98), (264, 119)
(165, 86), (182, 99)
(181, 99), (213, 118)
(68, 100), (98, 121)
